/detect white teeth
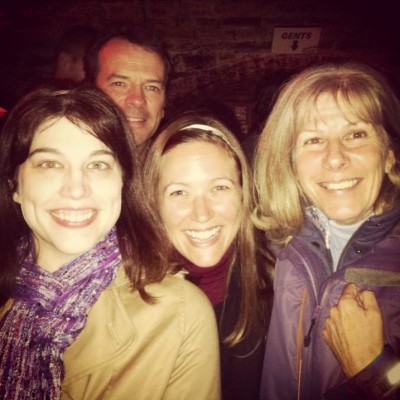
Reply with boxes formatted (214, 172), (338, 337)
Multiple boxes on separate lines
(51, 210), (95, 223)
(127, 117), (145, 122)
(322, 179), (358, 190)
(186, 227), (220, 242)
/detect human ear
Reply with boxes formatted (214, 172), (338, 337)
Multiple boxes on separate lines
(10, 179), (21, 204)
(13, 191), (21, 204)
(385, 150), (395, 174)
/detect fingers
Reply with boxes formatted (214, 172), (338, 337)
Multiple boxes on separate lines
(322, 322), (333, 343)
(341, 282), (359, 298)
(339, 283), (377, 311)
(324, 283), (379, 334)
(335, 284), (361, 314)
(340, 283), (363, 308)
(357, 289), (379, 311)
(322, 283), (384, 378)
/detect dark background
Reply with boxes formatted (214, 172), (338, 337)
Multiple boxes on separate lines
(0, 0), (398, 137)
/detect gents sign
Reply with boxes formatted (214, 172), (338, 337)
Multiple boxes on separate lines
(271, 27), (321, 54)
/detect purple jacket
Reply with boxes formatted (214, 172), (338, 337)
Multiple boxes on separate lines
(260, 204), (400, 400)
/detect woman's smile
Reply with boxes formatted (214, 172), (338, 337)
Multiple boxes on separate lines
(50, 208), (97, 226)
(159, 141), (242, 267)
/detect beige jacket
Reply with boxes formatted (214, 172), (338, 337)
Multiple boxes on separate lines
(1, 269), (221, 400)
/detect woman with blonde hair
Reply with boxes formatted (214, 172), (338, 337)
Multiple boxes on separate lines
(254, 62), (400, 399)
(144, 113), (273, 400)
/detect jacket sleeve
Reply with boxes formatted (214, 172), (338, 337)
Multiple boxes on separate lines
(259, 257), (307, 400)
(323, 345), (400, 400)
(163, 280), (221, 400)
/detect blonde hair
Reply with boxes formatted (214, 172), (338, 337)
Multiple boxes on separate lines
(144, 112), (271, 346)
(253, 62), (400, 243)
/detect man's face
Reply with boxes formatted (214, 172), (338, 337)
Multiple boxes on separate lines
(96, 38), (166, 147)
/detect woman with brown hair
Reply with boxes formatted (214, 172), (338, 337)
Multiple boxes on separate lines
(144, 113), (273, 400)
(0, 86), (220, 400)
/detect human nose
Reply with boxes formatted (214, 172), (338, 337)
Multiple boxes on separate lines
(60, 169), (91, 199)
(126, 86), (146, 107)
(190, 195), (213, 223)
(323, 140), (349, 170)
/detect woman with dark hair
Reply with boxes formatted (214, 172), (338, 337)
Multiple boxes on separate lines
(254, 62), (400, 399)
(0, 86), (220, 400)
(144, 113), (273, 400)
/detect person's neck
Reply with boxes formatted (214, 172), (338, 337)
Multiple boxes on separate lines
(177, 247), (234, 306)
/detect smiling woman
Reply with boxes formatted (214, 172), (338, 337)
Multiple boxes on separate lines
(144, 113), (273, 400)
(253, 62), (400, 400)
(13, 117), (123, 271)
(293, 92), (394, 227)
(0, 85), (220, 400)
(158, 140), (242, 268)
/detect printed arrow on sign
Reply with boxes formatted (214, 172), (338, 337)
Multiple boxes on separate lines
(291, 40), (298, 51)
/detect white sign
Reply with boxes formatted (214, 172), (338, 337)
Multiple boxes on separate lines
(271, 27), (321, 54)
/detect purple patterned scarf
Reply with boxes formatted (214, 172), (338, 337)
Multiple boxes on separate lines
(0, 228), (121, 400)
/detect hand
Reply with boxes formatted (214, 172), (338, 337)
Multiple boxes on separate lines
(323, 283), (384, 378)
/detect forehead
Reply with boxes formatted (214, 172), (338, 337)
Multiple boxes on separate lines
(32, 117), (102, 148)
(300, 92), (370, 130)
(309, 93), (355, 120)
(166, 140), (233, 158)
(161, 141), (237, 172)
(98, 38), (165, 78)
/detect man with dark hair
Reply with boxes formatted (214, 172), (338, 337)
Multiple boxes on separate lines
(85, 28), (171, 154)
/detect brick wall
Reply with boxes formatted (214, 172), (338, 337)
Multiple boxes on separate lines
(1, 0), (398, 135)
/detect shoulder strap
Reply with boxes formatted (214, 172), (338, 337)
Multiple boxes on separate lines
(296, 288), (308, 400)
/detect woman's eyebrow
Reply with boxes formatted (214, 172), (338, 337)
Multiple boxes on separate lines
(28, 148), (115, 157)
(28, 147), (60, 157)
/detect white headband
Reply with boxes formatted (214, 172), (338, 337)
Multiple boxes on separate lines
(181, 124), (233, 148)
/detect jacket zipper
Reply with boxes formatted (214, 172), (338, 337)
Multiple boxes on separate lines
(304, 305), (322, 347)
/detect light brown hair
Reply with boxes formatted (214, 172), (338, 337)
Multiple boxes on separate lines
(253, 62), (400, 244)
(144, 112), (271, 345)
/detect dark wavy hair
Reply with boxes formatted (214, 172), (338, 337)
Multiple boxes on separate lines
(0, 84), (168, 306)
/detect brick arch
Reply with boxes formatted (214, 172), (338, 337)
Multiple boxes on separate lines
(167, 51), (392, 137)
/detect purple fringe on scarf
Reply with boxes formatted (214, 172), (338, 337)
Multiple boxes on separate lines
(0, 228), (121, 400)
